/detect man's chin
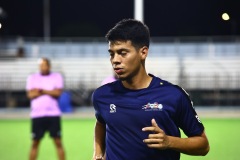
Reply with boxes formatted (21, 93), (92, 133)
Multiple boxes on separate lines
(118, 75), (127, 81)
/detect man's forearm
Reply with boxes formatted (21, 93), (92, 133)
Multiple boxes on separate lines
(93, 121), (106, 159)
(27, 89), (41, 99)
(168, 132), (210, 156)
(41, 89), (62, 98)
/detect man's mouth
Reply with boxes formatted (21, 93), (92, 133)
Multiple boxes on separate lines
(114, 68), (123, 74)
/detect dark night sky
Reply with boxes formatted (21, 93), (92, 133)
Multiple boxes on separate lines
(0, 0), (239, 37)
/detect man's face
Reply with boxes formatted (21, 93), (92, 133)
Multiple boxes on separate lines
(108, 40), (147, 80)
(39, 59), (50, 75)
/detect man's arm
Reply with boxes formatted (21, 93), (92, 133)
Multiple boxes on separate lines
(166, 131), (209, 155)
(143, 119), (210, 156)
(27, 89), (42, 99)
(93, 120), (106, 160)
(41, 89), (62, 98)
(27, 88), (62, 99)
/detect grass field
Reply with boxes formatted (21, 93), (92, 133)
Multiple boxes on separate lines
(0, 118), (240, 160)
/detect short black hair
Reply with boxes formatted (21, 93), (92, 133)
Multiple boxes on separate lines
(105, 19), (150, 49)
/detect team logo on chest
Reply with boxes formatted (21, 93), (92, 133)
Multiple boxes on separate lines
(142, 102), (163, 111)
(110, 104), (117, 113)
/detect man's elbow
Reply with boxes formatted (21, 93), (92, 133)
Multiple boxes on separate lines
(199, 131), (210, 156)
(27, 93), (33, 99)
(201, 144), (210, 156)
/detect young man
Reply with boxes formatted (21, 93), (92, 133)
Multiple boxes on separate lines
(92, 19), (209, 160)
(26, 58), (65, 160)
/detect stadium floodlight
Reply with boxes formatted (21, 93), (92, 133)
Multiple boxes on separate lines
(222, 13), (230, 21)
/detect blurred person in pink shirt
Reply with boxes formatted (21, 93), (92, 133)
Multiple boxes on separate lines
(101, 72), (118, 85)
(26, 58), (65, 160)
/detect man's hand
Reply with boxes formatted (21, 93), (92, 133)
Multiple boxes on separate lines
(142, 119), (170, 150)
(93, 155), (104, 160)
(27, 89), (42, 99)
(34, 89), (43, 95)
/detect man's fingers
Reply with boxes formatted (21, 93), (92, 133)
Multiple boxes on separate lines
(143, 134), (164, 144)
(143, 138), (163, 144)
(152, 119), (165, 132)
(142, 119), (164, 133)
(146, 143), (165, 149)
(143, 138), (166, 149)
(142, 126), (155, 131)
(143, 138), (168, 150)
(142, 119), (168, 150)
(151, 118), (158, 127)
(142, 127), (163, 133)
(148, 133), (164, 139)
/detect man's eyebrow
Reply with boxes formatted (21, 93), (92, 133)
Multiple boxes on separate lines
(108, 48), (129, 53)
(118, 48), (129, 52)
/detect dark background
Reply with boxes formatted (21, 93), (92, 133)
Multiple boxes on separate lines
(0, 0), (239, 37)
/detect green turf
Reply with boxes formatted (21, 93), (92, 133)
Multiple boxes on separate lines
(181, 118), (240, 160)
(0, 118), (239, 160)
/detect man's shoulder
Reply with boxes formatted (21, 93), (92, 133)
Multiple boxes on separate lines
(94, 83), (113, 93)
(49, 72), (63, 79)
(50, 72), (62, 76)
(160, 80), (190, 99)
(93, 81), (118, 98)
(28, 72), (40, 78)
(153, 76), (185, 94)
(153, 76), (174, 88)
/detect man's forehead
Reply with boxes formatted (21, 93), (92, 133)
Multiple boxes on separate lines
(109, 40), (132, 46)
(38, 59), (50, 66)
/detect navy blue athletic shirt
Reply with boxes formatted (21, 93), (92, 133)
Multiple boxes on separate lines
(93, 74), (204, 160)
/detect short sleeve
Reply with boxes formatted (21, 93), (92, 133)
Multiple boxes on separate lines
(26, 74), (34, 90)
(92, 91), (106, 124)
(177, 88), (204, 137)
(55, 73), (64, 89)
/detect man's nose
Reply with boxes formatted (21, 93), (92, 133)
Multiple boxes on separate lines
(112, 54), (121, 63)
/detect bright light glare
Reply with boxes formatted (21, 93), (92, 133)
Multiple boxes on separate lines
(222, 13), (230, 21)
(0, 23), (2, 29)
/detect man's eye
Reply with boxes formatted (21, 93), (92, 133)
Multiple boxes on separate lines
(120, 52), (127, 55)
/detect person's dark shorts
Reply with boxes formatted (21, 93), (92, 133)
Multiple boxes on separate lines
(31, 116), (62, 140)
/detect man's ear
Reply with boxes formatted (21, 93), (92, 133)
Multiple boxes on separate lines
(140, 46), (149, 60)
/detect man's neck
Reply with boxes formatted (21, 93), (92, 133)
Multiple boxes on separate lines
(122, 73), (152, 90)
(41, 72), (50, 76)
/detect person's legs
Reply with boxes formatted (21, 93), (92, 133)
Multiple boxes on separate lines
(29, 139), (41, 160)
(48, 116), (65, 160)
(53, 137), (65, 160)
(29, 117), (45, 160)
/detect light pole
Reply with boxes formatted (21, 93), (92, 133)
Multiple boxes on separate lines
(43, 0), (50, 42)
(134, 0), (144, 22)
(222, 12), (237, 35)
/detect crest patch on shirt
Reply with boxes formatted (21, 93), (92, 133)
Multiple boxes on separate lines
(142, 102), (163, 111)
